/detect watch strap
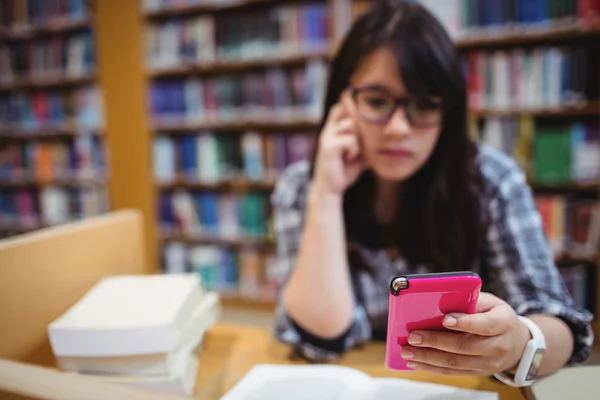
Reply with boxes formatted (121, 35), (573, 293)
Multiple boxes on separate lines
(493, 316), (546, 387)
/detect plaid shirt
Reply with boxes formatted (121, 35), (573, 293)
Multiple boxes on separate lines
(270, 143), (594, 364)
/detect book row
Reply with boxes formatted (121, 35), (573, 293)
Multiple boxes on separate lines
(0, 30), (96, 83)
(0, 85), (103, 131)
(162, 243), (281, 302)
(0, 136), (107, 182)
(476, 117), (600, 184)
(161, 242), (593, 310)
(149, 60), (327, 126)
(0, 0), (89, 30)
(536, 195), (600, 260)
(146, 2), (329, 69)
(464, 45), (599, 110)
(0, 185), (109, 235)
(159, 191), (271, 242)
(154, 131), (315, 184)
(418, 0), (600, 40)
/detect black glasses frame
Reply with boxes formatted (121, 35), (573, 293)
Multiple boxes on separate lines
(348, 86), (443, 128)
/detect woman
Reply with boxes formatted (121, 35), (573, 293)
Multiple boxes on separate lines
(270, 0), (593, 383)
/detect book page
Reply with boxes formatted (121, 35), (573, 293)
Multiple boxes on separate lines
(370, 378), (498, 400)
(221, 364), (373, 400)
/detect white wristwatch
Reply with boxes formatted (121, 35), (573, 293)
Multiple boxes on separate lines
(493, 316), (546, 387)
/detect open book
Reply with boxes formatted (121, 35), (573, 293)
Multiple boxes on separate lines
(220, 364), (498, 400)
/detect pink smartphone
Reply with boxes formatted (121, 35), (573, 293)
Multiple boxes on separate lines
(385, 271), (482, 371)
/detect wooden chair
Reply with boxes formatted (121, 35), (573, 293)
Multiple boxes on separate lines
(0, 209), (147, 367)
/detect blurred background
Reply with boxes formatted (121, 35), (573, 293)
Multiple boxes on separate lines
(0, 0), (599, 332)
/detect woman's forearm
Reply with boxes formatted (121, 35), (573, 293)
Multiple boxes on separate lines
(282, 187), (355, 338)
(526, 314), (574, 376)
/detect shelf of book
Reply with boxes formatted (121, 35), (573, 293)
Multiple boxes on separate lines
(162, 232), (274, 250)
(136, 0), (600, 323)
(0, 179), (107, 189)
(153, 119), (321, 133)
(148, 48), (331, 78)
(158, 178), (275, 192)
(0, 18), (92, 40)
(0, 129), (102, 141)
(531, 182), (600, 193)
(0, 73), (97, 92)
(143, 0), (279, 19)
(470, 101), (600, 118)
(0, 0), (111, 241)
(455, 23), (600, 49)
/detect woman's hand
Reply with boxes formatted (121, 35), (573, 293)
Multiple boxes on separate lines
(312, 92), (365, 197)
(400, 293), (532, 376)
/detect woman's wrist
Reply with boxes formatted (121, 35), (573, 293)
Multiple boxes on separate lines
(309, 181), (344, 207)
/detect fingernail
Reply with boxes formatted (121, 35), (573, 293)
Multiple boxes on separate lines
(406, 361), (417, 369)
(409, 333), (422, 344)
(444, 315), (458, 326)
(401, 349), (414, 359)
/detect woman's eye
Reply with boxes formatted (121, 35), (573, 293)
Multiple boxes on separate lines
(364, 97), (391, 109)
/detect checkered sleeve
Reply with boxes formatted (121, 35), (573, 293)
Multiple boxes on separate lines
(483, 161), (594, 366)
(269, 161), (371, 362)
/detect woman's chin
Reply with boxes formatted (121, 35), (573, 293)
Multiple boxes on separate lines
(371, 164), (417, 182)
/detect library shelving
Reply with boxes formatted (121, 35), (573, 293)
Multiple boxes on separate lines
(403, 0), (600, 336)
(96, 0), (600, 327)
(152, 119), (320, 133)
(0, 0), (110, 239)
(0, 73), (97, 91)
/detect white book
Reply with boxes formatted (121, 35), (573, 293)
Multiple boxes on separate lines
(164, 242), (188, 274)
(48, 274), (204, 357)
(154, 136), (176, 183)
(171, 190), (201, 237)
(91, 351), (199, 396)
(241, 131), (264, 181)
(220, 364), (498, 400)
(196, 133), (220, 183)
(41, 186), (69, 226)
(529, 366), (600, 400)
(184, 79), (205, 124)
(56, 291), (220, 378)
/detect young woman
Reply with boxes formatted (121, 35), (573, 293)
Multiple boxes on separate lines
(270, 0), (593, 384)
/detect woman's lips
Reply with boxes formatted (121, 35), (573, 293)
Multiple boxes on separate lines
(377, 148), (413, 159)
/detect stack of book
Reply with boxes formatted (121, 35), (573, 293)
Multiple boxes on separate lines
(47, 273), (220, 395)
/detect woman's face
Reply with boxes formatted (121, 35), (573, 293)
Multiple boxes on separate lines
(345, 47), (443, 182)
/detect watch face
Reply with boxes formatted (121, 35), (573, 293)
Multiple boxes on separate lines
(527, 349), (545, 380)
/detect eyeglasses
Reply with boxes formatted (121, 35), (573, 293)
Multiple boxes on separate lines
(348, 86), (443, 128)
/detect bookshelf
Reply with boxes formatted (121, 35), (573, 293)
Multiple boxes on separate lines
(393, 0), (600, 338)
(0, 0), (110, 240)
(91, 0), (600, 334)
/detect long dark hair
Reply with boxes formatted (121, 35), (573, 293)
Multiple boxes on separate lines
(311, 1), (486, 273)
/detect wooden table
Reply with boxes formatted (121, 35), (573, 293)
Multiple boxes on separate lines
(193, 323), (525, 400)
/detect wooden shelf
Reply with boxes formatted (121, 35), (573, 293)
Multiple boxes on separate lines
(148, 49), (330, 77)
(0, 127), (102, 141)
(0, 18), (91, 40)
(161, 232), (274, 249)
(0, 179), (107, 189)
(555, 254), (597, 265)
(0, 73), (97, 92)
(470, 101), (600, 118)
(153, 118), (320, 133)
(158, 178), (276, 191)
(530, 181), (599, 192)
(456, 23), (600, 49)
(144, 0), (276, 19)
